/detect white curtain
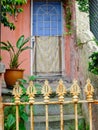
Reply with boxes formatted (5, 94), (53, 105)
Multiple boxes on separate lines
(34, 36), (61, 74)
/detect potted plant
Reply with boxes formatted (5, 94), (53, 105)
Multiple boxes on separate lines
(0, 35), (31, 88)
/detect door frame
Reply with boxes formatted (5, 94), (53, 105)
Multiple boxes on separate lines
(30, 0), (65, 76)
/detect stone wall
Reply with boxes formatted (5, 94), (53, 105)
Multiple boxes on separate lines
(76, 2), (98, 130)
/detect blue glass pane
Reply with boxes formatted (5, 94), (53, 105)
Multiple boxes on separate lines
(33, 2), (62, 36)
(44, 15), (50, 21)
(45, 29), (50, 35)
(44, 23), (50, 28)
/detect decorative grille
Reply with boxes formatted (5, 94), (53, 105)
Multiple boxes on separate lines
(33, 2), (62, 36)
(89, 0), (98, 40)
(0, 79), (98, 130)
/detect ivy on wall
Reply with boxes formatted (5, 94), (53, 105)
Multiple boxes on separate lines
(88, 39), (98, 75)
(62, 0), (89, 35)
(62, 0), (73, 35)
(1, 0), (27, 30)
(1, 0), (89, 30)
(76, 0), (89, 13)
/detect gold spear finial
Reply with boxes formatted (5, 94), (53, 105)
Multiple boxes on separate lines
(84, 79), (94, 101)
(26, 81), (36, 103)
(70, 79), (81, 102)
(12, 81), (22, 104)
(41, 80), (52, 103)
(56, 79), (66, 102)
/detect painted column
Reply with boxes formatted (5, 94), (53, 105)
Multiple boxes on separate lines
(0, 62), (5, 130)
(0, 94), (4, 130)
(64, 0), (77, 79)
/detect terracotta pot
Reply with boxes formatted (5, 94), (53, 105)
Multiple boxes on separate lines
(4, 69), (24, 89)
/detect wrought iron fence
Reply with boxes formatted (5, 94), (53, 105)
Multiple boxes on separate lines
(0, 79), (98, 130)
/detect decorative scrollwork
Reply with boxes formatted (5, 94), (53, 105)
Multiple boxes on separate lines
(12, 81), (22, 104)
(70, 79), (81, 102)
(26, 81), (36, 103)
(41, 80), (52, 103)
(56, 79), (66, 102)
(84, 79), (94, 101)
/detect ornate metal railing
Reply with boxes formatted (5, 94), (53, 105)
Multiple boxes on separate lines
(0, 79), (98, 130)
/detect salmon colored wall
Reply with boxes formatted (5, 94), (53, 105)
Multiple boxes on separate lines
(64, 0), (76, 80)
(1, 0), (31, 75)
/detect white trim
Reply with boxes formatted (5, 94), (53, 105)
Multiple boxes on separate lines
(61, 2), (65, 76)
(30, 1), (65, 76)
(30, 0), (33, 75)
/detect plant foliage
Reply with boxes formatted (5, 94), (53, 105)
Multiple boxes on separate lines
(88, 52), (98, 75)
(0, 35), (31, 69)
(4, 75), (42, 130)
(1, 0), (27, 30)
(88, 38), (98, 75)
(76, 0), (89, 13)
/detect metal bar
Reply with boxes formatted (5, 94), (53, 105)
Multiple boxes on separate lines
(88, 103), (93, 130)
(93, 100), (98, 104)
(60, 104), (64, 130)
(46, 104), (49, 130)
(16, 105), (19, 130)
(30, 105), (34, 130)
(3, 100), (96, 106)
(0, 97), (4, 130)
(74, 103), (78, 130)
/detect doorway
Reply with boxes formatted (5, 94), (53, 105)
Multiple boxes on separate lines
(32, 1), (63, 76)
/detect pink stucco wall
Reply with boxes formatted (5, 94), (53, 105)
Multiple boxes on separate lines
(1, 0), (31, 75)
(1, 0), (76, 78)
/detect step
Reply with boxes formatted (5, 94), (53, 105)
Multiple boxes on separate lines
(30, 97), (82, 116)
(25, 115), (85, 130)
(34, 114), (84, 122)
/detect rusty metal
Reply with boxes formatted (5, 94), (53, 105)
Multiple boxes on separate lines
(41, 80), (52, 130)
(26, 81), (36, 130)
(27, 81), (36, 104)
(12, 81), (22, 130)
(0, 79), (98, 130)
(70, 79), (80, 102)
(56, 79), (66, 130)
(56, 79), (66, 102)
(60, 104), (64, 130)
(30, 105), (34, 130)
(70, 80), (80, 130)
(84, 79), (94, 130)
(41, 80), (52, 103)
(84, 79), (94, 101)
(88, 103), (93, 130)
(12, 81), (22, 104)
(16, 105), (19, 130)
(74, 103), (78, 130)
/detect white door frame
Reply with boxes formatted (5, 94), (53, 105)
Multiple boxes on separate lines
(30, 0), (65, 76)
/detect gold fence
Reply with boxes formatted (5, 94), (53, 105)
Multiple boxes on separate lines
(0, 79), (98, 130)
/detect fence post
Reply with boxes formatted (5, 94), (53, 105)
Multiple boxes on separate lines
(0, 97), (4, 130)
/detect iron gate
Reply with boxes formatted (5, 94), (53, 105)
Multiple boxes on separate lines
(0, 79), (98, 130)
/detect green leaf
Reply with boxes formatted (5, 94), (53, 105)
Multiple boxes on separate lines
(28, 75), (39, 81)
(20, 112), (28, 121)
(16, 35), (24, 48)
(7, 114), (15, 128)
(19, 120), (26, 130)
(7, 41), (14, 52)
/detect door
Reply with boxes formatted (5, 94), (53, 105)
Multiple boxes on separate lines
(32, 2), (63, 76)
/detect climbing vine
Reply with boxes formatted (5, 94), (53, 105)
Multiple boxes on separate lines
(62, 0), (89, 35)
(1, 0), (27, 30)
(1, 0), (89, 30)
(62, 0), (73, 35)
(76, 0), (89, 13)
(88, 39), (98, 75)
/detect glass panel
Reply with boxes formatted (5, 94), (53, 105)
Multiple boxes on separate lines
(33, 2), (62, 36)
